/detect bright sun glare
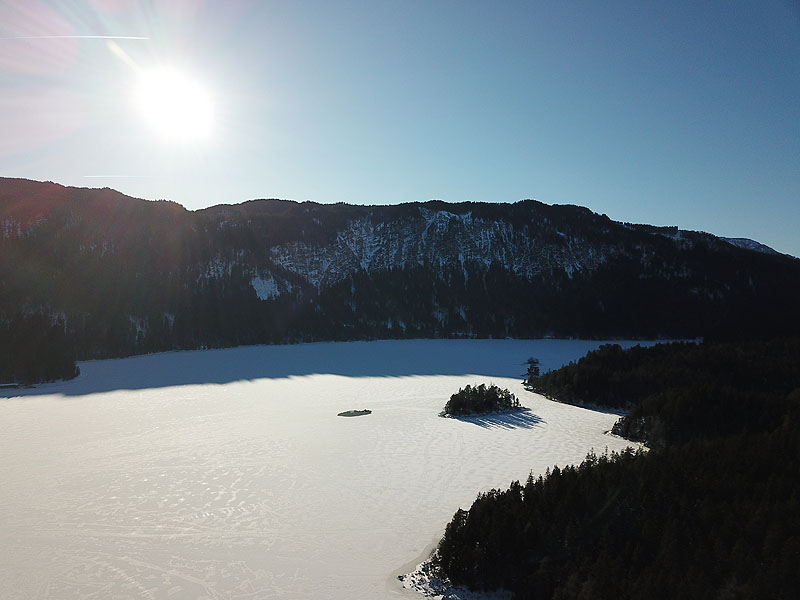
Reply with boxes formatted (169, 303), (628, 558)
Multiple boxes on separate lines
(135, 68), (213, 142)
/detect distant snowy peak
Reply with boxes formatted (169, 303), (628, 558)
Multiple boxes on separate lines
(721, 237), (779, 255)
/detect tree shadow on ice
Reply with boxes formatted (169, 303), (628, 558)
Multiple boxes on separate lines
(3, 339), (543, 398)
(1, 339), (649, 398)
(452, 409), (544, 430)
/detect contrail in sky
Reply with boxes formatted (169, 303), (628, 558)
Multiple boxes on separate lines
(0, 35), (148, 40)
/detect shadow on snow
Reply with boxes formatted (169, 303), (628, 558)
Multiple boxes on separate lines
(2, 339), (656, 398)
(3, 339), (547, 398)
(450, 409), (544, 430)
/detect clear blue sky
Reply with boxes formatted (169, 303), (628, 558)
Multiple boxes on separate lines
(2, 1), (799, 256)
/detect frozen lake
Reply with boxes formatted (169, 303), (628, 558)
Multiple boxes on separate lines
(0, 339), (649, 599)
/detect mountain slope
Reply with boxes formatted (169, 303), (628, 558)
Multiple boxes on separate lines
(2, 177), (799, 366)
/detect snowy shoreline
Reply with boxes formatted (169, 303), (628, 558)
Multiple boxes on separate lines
(400, 553), (513, 600)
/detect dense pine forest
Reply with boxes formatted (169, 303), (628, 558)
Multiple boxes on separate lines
(435, 338), (800, 598)
(442, 384), (523, 416)
(0, 312), (79, 385)
(528, 338), (800, 447)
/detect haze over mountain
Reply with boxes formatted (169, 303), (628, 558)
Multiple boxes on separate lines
(2, 177), (798, 382)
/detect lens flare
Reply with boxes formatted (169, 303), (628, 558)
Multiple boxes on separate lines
(135, 67), (213, 142)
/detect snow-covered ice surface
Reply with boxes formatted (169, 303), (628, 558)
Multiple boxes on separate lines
(0, 339), (652, 599)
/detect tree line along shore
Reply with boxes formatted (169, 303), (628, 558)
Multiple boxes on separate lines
(434, 337), (800, 599)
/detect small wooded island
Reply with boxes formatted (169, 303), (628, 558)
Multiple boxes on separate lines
(441, 383), (526, 417)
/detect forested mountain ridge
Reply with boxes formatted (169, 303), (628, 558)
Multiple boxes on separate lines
(2, 177), (799, 377)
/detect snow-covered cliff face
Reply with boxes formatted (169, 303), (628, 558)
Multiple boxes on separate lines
(262, 207), (613, 294)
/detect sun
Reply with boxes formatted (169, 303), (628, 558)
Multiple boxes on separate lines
(135, 68), (213, 142)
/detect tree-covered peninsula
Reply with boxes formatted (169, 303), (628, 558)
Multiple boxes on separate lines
(432, 338), (800, 598)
